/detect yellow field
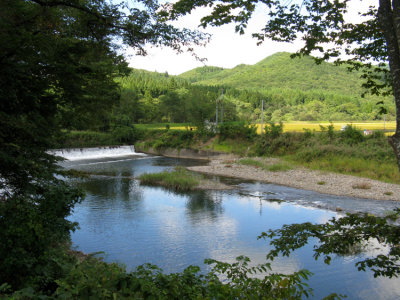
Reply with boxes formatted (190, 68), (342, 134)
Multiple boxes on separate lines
(136, 122), (396, 136)
(256, 121), (396, 135)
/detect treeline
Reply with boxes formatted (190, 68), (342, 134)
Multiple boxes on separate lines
(62, 67), (395, 134)
(117, 70), (395, 125)
(255, 88), (395, 122)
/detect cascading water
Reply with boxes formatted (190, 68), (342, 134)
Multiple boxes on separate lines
(49, 145), (146, 161)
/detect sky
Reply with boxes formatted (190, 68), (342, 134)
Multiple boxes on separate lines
(125, 0), (375, 75)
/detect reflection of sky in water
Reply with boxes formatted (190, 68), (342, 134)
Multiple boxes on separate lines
(67, 155), (400, 300)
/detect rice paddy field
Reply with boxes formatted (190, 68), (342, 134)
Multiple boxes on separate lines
(136, 122), (396, 135)
(273, 121), (396, 133)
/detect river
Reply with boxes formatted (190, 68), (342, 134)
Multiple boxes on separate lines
(59, 147), (400, 299)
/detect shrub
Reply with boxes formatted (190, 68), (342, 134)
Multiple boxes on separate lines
(151, 130), (195, 150)
(263, 122), (283, 138)
(255, 132), (301, 156)
(218, 122), (257, 141)
(340, 125), (364, 144)
(112, 125), (140, 143)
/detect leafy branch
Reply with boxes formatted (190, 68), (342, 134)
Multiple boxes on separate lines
(260, 209), (400, 278)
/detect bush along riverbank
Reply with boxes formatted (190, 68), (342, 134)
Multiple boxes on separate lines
(60, 122), (399, 183)
(6, 251), (315, 299)
(132, 122), (399, 184)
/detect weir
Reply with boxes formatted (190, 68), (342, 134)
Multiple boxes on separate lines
(50, 145), (146, 161)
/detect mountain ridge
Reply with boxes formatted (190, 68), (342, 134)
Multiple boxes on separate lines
(178, 52), (368, 96)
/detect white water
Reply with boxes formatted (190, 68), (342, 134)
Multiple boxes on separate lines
(50, 145), (146, 161)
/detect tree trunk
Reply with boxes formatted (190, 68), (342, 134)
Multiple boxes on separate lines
(379, 0), (400, 171)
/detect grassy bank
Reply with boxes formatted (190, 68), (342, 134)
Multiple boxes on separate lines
(59, 122), (399, 184)
(135, 122), (399, 183)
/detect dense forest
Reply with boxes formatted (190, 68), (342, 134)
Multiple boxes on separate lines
(74, 52), (395, 132)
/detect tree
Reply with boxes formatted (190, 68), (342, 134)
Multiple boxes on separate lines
(260, 209), (400, 278)
(0, 0), (205, 291)
(166, 0), (400, 171)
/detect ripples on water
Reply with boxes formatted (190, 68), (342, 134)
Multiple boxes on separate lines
(64, 155), (400, 300)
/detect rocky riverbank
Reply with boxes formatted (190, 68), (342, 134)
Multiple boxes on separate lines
(187, 157), (400, 201)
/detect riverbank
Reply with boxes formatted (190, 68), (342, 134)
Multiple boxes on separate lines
(187, 157), (400, 201)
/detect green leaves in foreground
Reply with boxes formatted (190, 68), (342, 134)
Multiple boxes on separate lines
(52, 255), (315, 299)
(138, 167), (200, 192)
(260, 209), (400, 278)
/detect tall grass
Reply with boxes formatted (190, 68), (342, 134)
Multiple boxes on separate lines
(255, 126), (400, 183)
(238, 158), (293, 172)
(138, 167), (200, 191)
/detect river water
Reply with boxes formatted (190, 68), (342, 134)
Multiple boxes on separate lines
(61, 149), (400, 299)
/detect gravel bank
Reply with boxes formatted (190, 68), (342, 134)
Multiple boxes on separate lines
(187, 158), (400, 201)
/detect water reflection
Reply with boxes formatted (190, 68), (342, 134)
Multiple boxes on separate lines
(185, 190), (224, 223)
(66, 155), (400, 300)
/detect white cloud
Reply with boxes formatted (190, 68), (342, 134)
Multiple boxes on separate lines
(126, 4), (299, 74)
(126, 0), (379, 75)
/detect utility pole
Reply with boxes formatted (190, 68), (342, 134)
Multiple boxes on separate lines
(220, 89), (224, 123)
(216, 96), (218, 128)
(261, 99), (264, 135)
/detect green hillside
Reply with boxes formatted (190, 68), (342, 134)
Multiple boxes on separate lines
(102, 53), (396, 126)
(179, 52), (368, 96)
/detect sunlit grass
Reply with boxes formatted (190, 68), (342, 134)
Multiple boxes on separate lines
(138, 167), (200, 191)
(207, 139), (251, 155)
(288, 155), (400, 184)
(238, 158), (293, 172)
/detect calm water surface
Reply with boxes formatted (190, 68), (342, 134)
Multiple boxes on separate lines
(63, 154), (400, 299)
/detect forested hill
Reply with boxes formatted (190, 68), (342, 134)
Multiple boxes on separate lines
(179, 52), (368, 96)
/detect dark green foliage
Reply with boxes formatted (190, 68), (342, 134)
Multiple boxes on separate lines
(112, 125), (140, 144)
(263, 122), (284, 138)
(260, 209), (400, 278)
(0, 0), (206, 293)
(52, 255), (316, 299)
(339, 125), (365, 145)
(146, 130), (196, 150)
(117, 70), (220, 125)
(255, 123), (294, 156)
(0, 185), (83, 290)
(57, 131), (119, 148)
(218, 122), (257, 141)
